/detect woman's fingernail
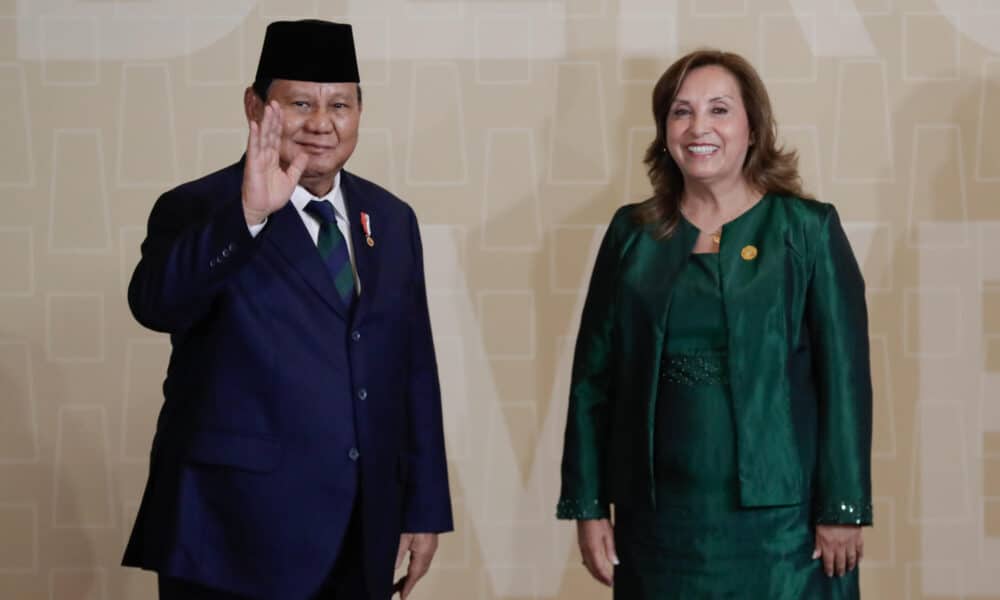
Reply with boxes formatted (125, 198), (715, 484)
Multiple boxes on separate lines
(812, 550), (821, 560)
(612, 556), (620, 566)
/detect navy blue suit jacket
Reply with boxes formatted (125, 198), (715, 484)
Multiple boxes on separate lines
(123, 160), (453, 600)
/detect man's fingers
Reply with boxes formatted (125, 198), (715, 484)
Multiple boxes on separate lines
(259, 103), (276, 152)
(401, 558), (429, 599)
(395, 540), (407, 571)
(401, 573), (418, 599)
(396, 534), (413, 571)
(247, 120), (259, 158)
(267, 101), (282, 148)
(393, 576), (407, 598)
(407, 544), (433, 581)
(286, 152), (308, 185)
(409, 551), (432, 578)
(264, 105), (277, 152)
(396, 534), (437, 598)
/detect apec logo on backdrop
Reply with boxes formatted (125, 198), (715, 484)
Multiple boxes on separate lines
(14, 0), (1000, 62)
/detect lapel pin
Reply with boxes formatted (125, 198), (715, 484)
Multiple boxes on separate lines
(741, 245), (758, 261)
(360, 212), (374, 247)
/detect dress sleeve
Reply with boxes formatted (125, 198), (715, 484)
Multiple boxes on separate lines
(556, 206), (630, 520)
(806, 205), (874, 526)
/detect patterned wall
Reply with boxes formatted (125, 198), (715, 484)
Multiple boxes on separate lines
(0, 0), (998, 598)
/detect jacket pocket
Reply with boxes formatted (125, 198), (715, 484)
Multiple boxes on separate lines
(185, 430), (281, 473)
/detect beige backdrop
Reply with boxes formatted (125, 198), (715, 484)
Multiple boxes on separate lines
(1, 0), (999, 598)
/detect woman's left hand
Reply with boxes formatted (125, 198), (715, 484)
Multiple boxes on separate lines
(813, 525), (863, 577)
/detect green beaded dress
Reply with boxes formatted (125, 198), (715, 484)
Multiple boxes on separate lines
(611, 252), (859, 599)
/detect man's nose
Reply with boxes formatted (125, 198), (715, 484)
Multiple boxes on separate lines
(305, 108), (335, 134)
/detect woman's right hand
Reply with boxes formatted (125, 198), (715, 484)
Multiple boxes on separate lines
(576, 518), (619, 586)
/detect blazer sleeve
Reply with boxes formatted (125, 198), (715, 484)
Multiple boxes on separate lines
(128, 187), (258, 334)
(806, 205), (874, 526)
(556, 206), (630, 520)
(400, 206), (454, 533)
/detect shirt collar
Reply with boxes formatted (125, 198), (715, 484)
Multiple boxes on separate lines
(290, 171), (345, 220)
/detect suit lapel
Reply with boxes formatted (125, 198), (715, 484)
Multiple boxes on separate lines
(341, 172), (380, 324)
(263, 202), (348, 320)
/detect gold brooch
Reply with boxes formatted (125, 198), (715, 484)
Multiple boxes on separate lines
(741, 245), (758, 260)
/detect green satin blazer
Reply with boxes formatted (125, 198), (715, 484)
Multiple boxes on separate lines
(556, 194), (873, 526)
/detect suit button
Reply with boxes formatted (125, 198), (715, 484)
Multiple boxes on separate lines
(209, 258), (217, 268)
(229, 242), (237, 251)
(222, 248), (230, 258)
(357, 388), (367, 400)
(351, 330), (361, 342)
(348, 448), (360, 461)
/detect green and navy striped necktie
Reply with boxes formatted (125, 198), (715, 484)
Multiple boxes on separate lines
(304, 199), (356, 307)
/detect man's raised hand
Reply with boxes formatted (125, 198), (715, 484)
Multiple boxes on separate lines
(242, 100), (308, 225)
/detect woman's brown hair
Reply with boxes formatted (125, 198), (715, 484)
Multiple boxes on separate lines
(635, 49), (811, 238)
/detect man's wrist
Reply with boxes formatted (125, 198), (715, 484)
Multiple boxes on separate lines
(243, 206), (269, 226)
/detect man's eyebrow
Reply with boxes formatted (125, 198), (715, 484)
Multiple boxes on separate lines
(282, 88), (316, 97)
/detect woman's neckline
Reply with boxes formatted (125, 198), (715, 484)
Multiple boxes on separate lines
(680, 192), (769, 256)
(680, 191), (769, 234)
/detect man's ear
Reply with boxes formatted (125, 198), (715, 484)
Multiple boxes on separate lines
(244, 86), (263, 124)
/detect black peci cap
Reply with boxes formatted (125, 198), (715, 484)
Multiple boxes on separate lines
(254, 20), (360, 84)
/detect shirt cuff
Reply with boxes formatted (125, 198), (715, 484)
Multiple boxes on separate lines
(248, 218), (268, 238)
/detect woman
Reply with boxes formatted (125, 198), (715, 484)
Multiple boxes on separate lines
(556, 49), (872, 598)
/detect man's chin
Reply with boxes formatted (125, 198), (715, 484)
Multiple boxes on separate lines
(302, 158), (343, 179)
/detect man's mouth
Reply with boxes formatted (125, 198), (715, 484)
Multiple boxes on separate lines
(298, 142), (335, 152)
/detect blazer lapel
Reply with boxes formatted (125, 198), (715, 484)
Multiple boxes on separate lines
(263, 202), (348, 320)
(632, 218), (699, 331)
(341, 172), (380, 324)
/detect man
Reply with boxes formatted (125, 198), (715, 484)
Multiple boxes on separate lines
(123, 20), (453, 600)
